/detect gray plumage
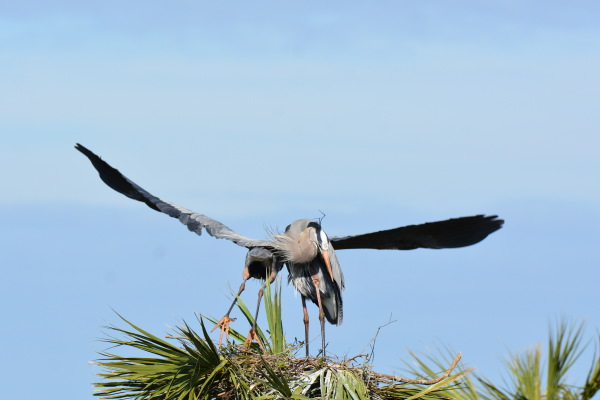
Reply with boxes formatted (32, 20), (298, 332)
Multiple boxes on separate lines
(75, 143), (271, 249)
(280, 219), (344, 326)
(75, 143), (503, 357)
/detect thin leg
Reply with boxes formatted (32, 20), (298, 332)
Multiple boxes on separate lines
(302, 296), (310, 357)
(243, 268), (277, 351)
(212, 278), (248, 344)
(311, 274), (326, 358)
(252, 288), (264, 329)
(243, 285), (266, 352)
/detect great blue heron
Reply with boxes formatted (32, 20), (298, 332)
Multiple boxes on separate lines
(75, 144), (503, 357)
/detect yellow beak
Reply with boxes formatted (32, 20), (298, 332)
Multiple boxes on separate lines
(321, 249), (335, 282)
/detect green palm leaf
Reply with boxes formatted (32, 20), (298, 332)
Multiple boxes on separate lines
(93, 280), (474, 399)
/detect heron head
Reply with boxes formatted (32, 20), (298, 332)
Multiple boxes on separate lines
(306, 221), (329, 252)
(278, 219), (331, 265)
(304, 222), (335, 280)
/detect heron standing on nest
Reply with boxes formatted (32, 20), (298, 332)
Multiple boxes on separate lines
(76, 143), (503, 357)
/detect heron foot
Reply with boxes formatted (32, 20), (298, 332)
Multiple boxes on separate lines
(243, 328), (266, 352)
(211, 315), (236, 345)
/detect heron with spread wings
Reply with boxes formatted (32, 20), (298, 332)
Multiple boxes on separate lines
(75, 143), (503, 357)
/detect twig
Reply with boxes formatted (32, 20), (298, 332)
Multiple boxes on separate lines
(344, 354), (369, 364)
(361, 315), (397, 364)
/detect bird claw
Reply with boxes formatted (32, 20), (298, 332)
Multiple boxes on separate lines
(243, 328), (266, 352)
(212, 315), (236, 345)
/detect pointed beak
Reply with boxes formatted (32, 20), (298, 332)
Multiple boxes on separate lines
(320, 249), (335, 281)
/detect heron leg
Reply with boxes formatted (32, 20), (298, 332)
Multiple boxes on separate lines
(242, 285), (266, 352)
(311, 274), (326, 358)
(243, 267), (277, 352)
(302, 295), (310, 357)
(212, 277), (248, 345)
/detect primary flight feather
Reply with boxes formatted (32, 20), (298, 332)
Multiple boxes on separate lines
(76, 143), (503, 357)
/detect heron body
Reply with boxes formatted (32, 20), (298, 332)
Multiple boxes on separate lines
(244, 247), (282, 281)
(282, 219), (343, 325)
(75, 143), (504, 357)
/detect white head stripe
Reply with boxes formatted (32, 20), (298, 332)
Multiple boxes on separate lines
(319, 230), (329, 250)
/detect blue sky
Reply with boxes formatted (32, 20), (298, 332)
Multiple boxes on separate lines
(1, 2), (600, 399)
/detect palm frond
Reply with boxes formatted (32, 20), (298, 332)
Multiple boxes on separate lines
(263, 278), (286, 354)
(93, 279), (469, 399)
(94, 316), (226, 399)
(504, 345), (542, 400)
(476, 319), (598, 400)
(298, 366), (368, 400)
(581, 334), (600, 400)
(546, 320), (586, 399)
(398, 320), (600, 400)
(400, 347), (479, 400)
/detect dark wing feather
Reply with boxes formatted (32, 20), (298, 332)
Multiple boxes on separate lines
(330, 215), (503, 250)
(75, 143), (271, 249)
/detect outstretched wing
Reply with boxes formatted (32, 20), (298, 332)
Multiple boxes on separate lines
(75, 143), (271, 249)
(330, 215), (503, 250)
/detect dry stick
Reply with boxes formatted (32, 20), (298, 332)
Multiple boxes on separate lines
(345, 353), (369, 364)
(371, 352), (469, 385)
(361, 316), (397, 359)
